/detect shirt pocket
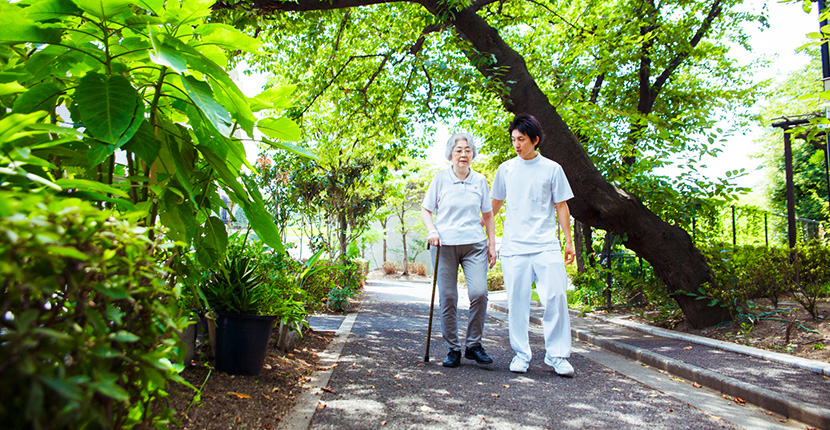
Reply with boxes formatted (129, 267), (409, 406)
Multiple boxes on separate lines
(530, 181), (551, 206)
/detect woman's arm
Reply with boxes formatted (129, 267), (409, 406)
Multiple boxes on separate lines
(421, 207), (441, 247)
(482, 210), (497, 268)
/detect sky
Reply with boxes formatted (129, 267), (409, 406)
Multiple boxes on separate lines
(238, 1), (821, 192)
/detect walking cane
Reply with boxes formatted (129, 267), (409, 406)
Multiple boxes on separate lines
(424, 243), (440, 362)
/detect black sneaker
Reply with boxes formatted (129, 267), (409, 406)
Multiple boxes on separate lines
(464, 344), (494, 365)
(443, 350), (461, 368)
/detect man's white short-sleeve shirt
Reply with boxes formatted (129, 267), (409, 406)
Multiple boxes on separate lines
(491, 154), (573, 256)
(421, 167), (493, 246)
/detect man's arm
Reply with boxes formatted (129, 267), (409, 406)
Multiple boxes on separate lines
(491, 199), (504, 216)
(555, 201), (575, 265)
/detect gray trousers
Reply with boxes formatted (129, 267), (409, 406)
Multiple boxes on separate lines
(431, 240), (488, 351)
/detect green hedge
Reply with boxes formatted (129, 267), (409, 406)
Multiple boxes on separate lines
(0, 193), (188, 429)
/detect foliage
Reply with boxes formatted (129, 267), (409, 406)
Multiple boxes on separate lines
(326, 287), (352, 313)
(202, 232), (306, 320)
(382, 261), (398, 275)
(410, 262), (427, 276)
(0, 192), (188, 430)
(791, 242), (830, 319)
(301, 256), (364, 314)
(385, 164), (432, 274)
(759, 55), (828, 226)
(486, 260), (504, 291)
(695, 242), (830, 320)
(0, 0), (308, 268)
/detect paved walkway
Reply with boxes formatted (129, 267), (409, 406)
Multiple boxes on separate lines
(285, 280), (828, 430)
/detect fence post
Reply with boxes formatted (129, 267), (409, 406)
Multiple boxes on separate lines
(605, 253), (612, 310)
(764, 213), (768, 247)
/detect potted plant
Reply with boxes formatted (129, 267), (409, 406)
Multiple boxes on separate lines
(202, 233), (283, 376)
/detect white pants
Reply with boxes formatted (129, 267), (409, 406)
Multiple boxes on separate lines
(502, 250), (571, 362)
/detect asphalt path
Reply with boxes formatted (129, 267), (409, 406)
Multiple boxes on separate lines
(306, 280), (751, 430)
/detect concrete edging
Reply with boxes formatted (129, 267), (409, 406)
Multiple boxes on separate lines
(277, 312), (358, 430)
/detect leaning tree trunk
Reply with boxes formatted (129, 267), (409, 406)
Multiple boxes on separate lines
(447, 7), (728, 328)
(250, 0), (729, 328)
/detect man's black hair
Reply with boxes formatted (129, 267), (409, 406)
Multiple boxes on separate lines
(508, 114), (544, 146)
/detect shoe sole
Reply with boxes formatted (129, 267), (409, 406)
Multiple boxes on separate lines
(464, 356), (494, 366)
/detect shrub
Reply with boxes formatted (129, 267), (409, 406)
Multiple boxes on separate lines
(0, 193), (188, 430)
(487, 261), (504, 291)
(791, 242), (830, 319)
(410, 262), (427, 276)
(301, 256), (363, 313)
(382, 261), (397, 274)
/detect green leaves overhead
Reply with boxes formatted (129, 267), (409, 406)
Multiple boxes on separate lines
(74, 73), (144, 147)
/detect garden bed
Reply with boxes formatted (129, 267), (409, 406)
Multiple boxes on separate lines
(620, 299), (830, 363)
(167, 327), (334, 429)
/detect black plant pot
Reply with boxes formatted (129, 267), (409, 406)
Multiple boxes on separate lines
(214, 310), (277, 376)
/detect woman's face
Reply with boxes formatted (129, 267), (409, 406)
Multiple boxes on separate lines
(451, 139), (473, 169)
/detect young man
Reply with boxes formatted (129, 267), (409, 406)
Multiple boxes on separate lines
(490, 113), (577, 377)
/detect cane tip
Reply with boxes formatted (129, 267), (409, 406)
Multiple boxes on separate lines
(423, 356), (429, 362)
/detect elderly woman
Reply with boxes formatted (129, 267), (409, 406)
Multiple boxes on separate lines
(421, 132), (497, 368)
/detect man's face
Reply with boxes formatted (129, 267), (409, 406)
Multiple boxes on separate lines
(451, 139), (473, 169)
(511, 129), (538, 160)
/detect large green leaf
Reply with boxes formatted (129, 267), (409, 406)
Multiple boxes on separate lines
(240, 176), (283, 254)
(56, 178), (129, 198)
(262, 138), (319, 161)
(121, 121), (160, 165)
(25, 0), (82, 22)
(179, 75), (232, 137)
(0, 3), (62, 44)
(149, 35), (188, 75)
(153, 34), (254, 136)
(75, 73), (144, 146)
(12, 82), (62, 114)
(249, 85), (296, 112)
(195, 216), (228, 268)
(158, 189), (197, 244)
(0, 82), (27, 96)
(71, 0), (131, 18)
(257, 117), (302, 143)
(194, 24), (261, 53)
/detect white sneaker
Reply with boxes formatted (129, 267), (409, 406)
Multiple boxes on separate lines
(544, 356), (575, 377)
(509, 355), (529, 373)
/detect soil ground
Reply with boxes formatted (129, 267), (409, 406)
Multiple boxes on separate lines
(628, 299), (830, 363)
(166, 326), (335, 429)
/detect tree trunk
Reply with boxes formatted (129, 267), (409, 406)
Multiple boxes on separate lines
(574, 220), (585, 273)
(338, 212), (348, 259)
(448, 7), (728, 328)
(380, 216), (388, 263)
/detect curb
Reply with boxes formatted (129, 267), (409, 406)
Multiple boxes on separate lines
(277, 312), (358, 430)
(487, 302), (830, 430)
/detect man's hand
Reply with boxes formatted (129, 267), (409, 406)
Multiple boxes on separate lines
(563, 241), (575, 265)
(487, 243), (497, 269)
(427, 230), (441, 248)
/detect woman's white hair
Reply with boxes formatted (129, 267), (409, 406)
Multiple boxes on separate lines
(445, 132), (478, 161)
